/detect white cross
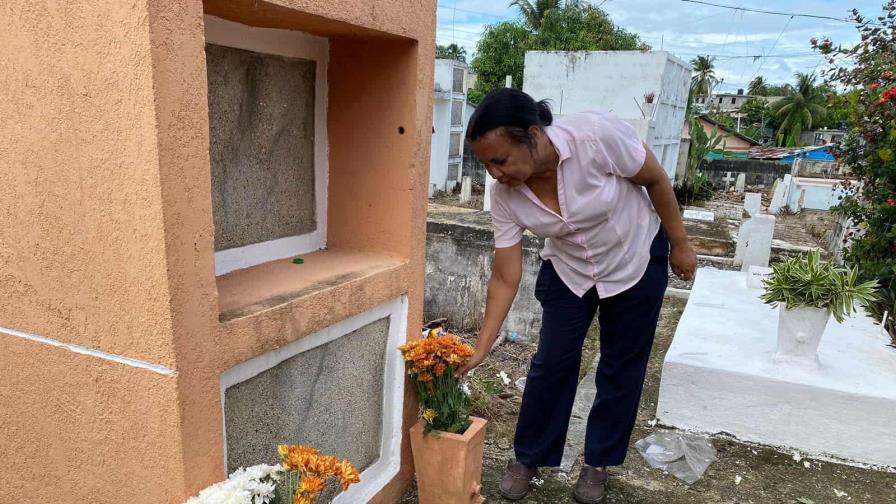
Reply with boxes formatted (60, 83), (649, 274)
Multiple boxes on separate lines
(722, 171), (736, 190)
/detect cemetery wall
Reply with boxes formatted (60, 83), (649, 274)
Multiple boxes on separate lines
(703, 159), (789, 188)
(425, 219), (545, 340)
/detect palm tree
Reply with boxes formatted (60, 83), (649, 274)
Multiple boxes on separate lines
(748, 76), (768, 96)
(771, 72), (828, 147)
(509, 0), (563, 31)
(690, 55), (717, 97)
(436, 43), (467, 62)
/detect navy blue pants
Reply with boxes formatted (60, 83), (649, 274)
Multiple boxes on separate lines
(514, 231), (669, 468)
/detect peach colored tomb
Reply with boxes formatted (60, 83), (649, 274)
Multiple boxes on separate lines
(0, 1), (436, 502)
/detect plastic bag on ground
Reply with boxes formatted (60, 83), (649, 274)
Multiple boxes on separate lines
(635, 431), (718, 484)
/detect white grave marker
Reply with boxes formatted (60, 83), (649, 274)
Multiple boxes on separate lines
(734, 214), (775, 271)
(459, 176), (472, 203)
(735, 173), (746, 194)
(744, 192), (761, 217)
(722, 171), (736, 191)
(768, 177), (787, 214)
(683, 209), (715, 222)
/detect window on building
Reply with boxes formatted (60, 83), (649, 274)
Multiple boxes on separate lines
(447, 162), (461, 183)
(452, 67), (465, 93)
(449, 132), (462, 157)
(719, 97), (723, 104)
(450, 100), (463, 127)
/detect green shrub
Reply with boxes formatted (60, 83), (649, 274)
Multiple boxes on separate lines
(815, 3), (896, 340)
(674, 171), (715, 206)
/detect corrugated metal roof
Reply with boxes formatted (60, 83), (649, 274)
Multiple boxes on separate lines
(747, 145), (831, 160)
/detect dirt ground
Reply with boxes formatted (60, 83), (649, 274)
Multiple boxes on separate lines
(400, 297), (896, 504)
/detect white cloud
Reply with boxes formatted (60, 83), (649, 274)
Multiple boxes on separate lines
(435, 0), (873, 89)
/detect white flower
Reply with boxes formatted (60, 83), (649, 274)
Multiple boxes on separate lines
(497, 371), (511, 386)
(461, 382), (471, 396)
(185, 464), (283, 504)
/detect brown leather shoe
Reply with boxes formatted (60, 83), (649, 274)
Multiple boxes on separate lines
(573, 465), (608, 503)
(499, 460), (537, 501)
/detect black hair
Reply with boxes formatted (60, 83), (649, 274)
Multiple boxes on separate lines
(466, 88), (553, 146)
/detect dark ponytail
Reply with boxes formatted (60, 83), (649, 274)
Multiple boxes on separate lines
(466, 88), (553, 146)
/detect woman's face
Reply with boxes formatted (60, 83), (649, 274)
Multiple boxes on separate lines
(470, 128), (539, 187)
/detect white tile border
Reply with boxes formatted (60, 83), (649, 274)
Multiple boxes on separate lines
(204, 15), (330, 276)
(219, 296), (408, 502)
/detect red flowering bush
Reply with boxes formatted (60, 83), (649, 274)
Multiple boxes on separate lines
(813, 2), (896, 340)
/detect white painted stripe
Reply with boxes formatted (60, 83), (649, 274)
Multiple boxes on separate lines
(0, 325), (176, 375)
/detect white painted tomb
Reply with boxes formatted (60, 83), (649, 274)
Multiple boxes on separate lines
(656, 268), (896, 467)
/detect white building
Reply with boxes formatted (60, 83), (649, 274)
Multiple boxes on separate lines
(695, 90), (752, 113)
(800, 128), (847, 146)
(430, 59), (469, 196)
(694, 91), (782, 116)
(523, 51), (691, 179)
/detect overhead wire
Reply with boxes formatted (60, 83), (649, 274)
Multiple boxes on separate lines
(679, 0), (877, 25)
(746, 15), (794, 89)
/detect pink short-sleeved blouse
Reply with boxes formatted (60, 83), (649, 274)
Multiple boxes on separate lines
(491, 111), (661, 299)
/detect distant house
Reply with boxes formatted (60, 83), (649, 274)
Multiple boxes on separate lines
(691, 114), (761, 153)
(800, 128), (847, 146)
(694, 89), (783, 114)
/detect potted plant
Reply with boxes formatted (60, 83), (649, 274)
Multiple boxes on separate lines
(760, 251), (878, 364)
(399, 325), (486, 504)
(642, 91), (657, 119)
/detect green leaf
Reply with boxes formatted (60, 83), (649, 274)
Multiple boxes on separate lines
(878, 148), (894, 162)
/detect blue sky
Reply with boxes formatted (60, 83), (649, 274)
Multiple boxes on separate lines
(436, 0), (877, 92)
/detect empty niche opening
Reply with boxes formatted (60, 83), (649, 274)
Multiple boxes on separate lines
(220, 297), (408, 503)
(204, 16), (329, 276)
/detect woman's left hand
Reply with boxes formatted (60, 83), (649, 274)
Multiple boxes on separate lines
(670, 242), (697, 281)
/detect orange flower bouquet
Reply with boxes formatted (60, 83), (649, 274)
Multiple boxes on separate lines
(275, 444), (360, 504)
(184, 445), (359, 504)
(398, 325), (475, 434)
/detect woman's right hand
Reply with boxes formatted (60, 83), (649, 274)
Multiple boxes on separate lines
(456, 243), (522, 379)
(455, 345), (489, 379)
